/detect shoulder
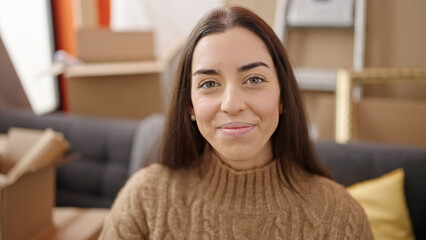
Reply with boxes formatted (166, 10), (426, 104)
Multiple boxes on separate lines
(99, 164), (173, 238)
(106, 163), (174, 211)
(305, 175), (366, 215)
(130, 163), (173, 188)
(300, 175), (373, 239)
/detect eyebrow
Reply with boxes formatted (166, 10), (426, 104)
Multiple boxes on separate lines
(192, 69), (219, 76)
(238, 61), (269, 72)
(192, 61), (269, 76)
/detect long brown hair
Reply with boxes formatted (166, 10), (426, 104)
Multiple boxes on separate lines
(157, 6), (331, 182)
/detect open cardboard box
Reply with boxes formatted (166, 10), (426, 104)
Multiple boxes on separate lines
(32, 207), (109, 240)
(0, 128), (70, 240)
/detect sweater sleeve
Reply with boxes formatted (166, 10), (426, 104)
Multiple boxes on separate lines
(358, 214), (374, 240)
(340, 186), (374, 240)
(98, 172), (149, 240)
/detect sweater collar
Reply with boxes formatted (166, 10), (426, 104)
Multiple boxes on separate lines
(199, 147), (298, 215)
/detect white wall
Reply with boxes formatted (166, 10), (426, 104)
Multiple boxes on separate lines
(0, 0), (58, 114)
(110, 0), (223, 58)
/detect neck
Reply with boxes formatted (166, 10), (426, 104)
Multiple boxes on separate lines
(211, 141), (274, 170)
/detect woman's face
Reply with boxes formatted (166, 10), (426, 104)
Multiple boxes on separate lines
(190, 27), (281, 170)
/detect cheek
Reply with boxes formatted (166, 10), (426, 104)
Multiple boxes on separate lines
(253, 91), (281, 119)
(191, 95), (218, 126)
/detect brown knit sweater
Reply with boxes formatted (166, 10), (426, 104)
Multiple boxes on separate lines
(99, 153), (373, 239)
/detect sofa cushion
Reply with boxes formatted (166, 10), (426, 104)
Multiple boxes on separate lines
(128, 113), (165, 176)
(347, 168), (414, 240)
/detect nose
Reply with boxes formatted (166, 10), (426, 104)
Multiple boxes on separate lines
(220, 84), (245, 114)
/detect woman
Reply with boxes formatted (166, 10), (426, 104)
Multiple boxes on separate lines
(100, 6), (373, 239)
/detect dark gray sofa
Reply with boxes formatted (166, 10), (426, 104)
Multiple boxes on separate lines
(0, 109), (425, 238)
(314, 141), (426, 239)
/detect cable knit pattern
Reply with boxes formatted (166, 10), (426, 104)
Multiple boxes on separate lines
(99, 154), (373, 239)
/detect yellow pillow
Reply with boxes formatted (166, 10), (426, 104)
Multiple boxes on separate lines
(346, 168), (415, 240)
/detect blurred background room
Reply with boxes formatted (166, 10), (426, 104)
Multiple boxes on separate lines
(0, 0), (425, 239)
(1, 0), (425, 147)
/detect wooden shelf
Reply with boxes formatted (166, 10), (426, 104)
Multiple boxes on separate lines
(64, 60), (165, 78)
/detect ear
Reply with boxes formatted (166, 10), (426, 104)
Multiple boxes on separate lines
(188, 106), (195, 116)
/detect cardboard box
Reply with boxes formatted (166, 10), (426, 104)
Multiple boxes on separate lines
(69, 28), (166, 119)
(356, 97), (426, 148)
(304, 92), (426, 148)
(0, 128), (69, 240)
(74, 0), (98, 29)
(51, 207), (108, 240)
(0, 135), (6, 158)
(65, 61), (165, 119)
(76, 29), (154, 62)
(287, 28), (354, 69)
(32, 207), (109, 240)
(54, 30), (183, 119)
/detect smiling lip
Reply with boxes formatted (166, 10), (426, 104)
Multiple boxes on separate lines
(218, 122), (256, 137)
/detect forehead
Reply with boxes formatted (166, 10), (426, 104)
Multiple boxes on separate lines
(191, 27), (273, 71)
